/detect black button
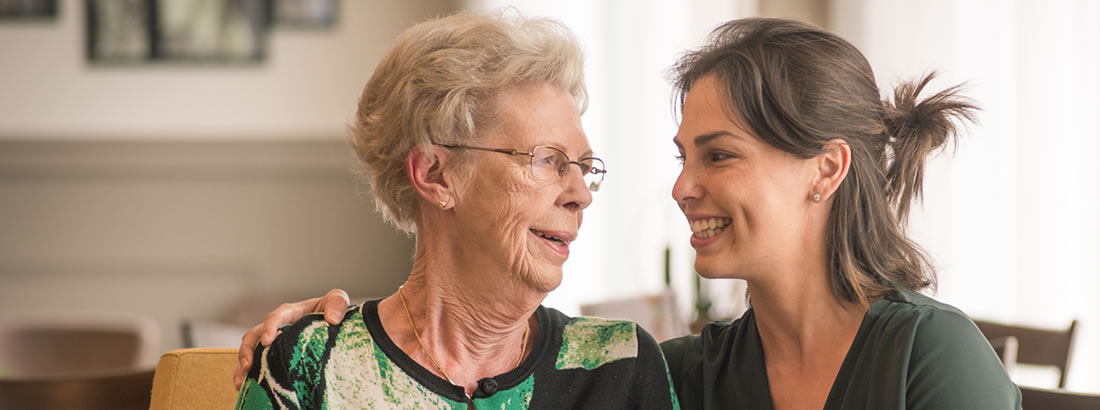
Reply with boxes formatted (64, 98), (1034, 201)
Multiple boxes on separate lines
(478, 378), (499, 395)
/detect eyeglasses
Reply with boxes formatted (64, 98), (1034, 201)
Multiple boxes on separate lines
(435, 143), (606, 192)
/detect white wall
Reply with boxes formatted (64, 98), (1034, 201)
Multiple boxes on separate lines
(831, 0), (1100, 392)
(0, 0), (457, 355)
(0, 0), (456, 140)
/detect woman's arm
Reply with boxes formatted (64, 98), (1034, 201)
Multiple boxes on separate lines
(233, 289), (351, 390)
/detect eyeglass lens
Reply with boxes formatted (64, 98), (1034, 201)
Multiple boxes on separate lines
(531, 147), (604, 192)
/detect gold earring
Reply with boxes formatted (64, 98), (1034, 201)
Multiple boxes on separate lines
(812, 193), (821, 202)
(439, 200), (447, 209)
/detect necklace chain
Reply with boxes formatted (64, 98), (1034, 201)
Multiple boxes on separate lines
(398, 286), (529, 399)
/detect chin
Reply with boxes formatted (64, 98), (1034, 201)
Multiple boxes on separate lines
(693, 258), (741, 280)
(522, 266), (563, 293)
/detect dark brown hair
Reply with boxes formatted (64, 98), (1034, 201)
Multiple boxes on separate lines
(671, 18), (978, 305)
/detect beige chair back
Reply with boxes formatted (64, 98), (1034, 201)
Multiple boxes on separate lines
(150, 348), (240, 409)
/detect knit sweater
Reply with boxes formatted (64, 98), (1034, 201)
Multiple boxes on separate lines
(237, 299), (680, 409)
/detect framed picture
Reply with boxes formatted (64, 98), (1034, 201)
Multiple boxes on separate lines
(155, 0), (268, 62)
(86, 0), (150, 62)
(273, 0), (336, 29)
(0, 0), (57, 20)
(87, 0), (269, 64)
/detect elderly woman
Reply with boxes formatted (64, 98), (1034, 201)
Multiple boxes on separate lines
(234, 12), (679, 409)
(240, 17), (1020, 410)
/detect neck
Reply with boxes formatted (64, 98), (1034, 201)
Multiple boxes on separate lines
(377, 239), (545, 395)
(748, 261), (867, 365)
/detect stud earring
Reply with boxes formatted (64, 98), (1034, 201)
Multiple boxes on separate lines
(439, 200), (447, 209)
(812, 193), (821, 202)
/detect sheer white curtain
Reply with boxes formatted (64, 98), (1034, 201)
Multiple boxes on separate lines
(460, 1), (750, 319)
(832, 0), (1100, 392)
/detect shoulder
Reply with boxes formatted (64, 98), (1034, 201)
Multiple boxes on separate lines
(874, 289), (1021, 409)
(271, 304), (365, 351)
(871, 288), (999, 368)
(546, 309), (680, 408)
(661, 312), (749, 371)
(257, 304), (367, 381)
(660, 312), (753, 410)
(240, 305), (365, 408)
(874, 288), (987, 346)
(549, 309), (647, 371)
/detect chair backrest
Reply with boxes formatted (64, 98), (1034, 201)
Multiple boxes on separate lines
(973, 319), (1077, 388)
(988, 335), (1019, 372)
(1021, 386), (1100, 410)
(0, 369), (155, 410)
(150, 348), (240, 410)
(0, 313), (161, 378)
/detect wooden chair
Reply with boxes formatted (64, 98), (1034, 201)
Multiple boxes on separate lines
(1021, 386), (1100, 410)
(973, 319), (1077, 388)
(0, 313), (160, 378)
(988, 335), (1019, 372)
(0, 313), (161, 409)
(0, 369), (155, 410)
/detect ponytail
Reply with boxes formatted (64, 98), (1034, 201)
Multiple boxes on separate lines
(883, 72), (979, 221)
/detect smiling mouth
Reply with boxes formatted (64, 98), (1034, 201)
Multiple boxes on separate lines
(530, 229), (571, 246)
(690, 217), (731, 239)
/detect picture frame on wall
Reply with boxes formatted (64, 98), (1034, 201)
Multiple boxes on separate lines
(273, 0), (337, 29)
(87, 0), (269, 64)
(0, 0), (58, 20)
(86, 0), (150, 62)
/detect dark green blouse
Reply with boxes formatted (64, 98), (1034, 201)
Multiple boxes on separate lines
(661, 287), (1021, 409)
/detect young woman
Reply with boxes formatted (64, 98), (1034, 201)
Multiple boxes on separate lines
(659, 18), (1018, 409)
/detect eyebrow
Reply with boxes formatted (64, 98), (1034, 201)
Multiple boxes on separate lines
(673, 130), (741, 149)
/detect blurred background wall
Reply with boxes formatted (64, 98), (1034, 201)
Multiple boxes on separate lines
(1, 0), (1097, 394)
(0, 0), (458, 139)
(0, 0), (458, 357)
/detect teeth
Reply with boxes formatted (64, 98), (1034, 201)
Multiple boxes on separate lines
(689, 217), (731, 239)
(532, 230), (571, 246)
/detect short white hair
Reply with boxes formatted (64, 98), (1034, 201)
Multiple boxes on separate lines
(349, 10), (588, 234)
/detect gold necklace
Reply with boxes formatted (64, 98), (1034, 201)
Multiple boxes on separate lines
(398, 286), (529, 398)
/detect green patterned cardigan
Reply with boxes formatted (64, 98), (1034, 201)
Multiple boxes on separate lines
(237, 300), (680, 409)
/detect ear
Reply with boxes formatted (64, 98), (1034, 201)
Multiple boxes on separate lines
(406, 144), (453, 209)
(812, 139), (851, 202)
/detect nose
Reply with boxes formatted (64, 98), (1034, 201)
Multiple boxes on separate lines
(559, 165), (593, 211)
(671, 165), (701, 211)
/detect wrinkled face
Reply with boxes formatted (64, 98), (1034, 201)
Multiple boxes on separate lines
(449, 83), (593, 293)
(672, 75), (814, 280)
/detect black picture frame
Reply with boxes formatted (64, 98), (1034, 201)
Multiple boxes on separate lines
(0, 0), (58, 20)
(272, 0), (336, 29)
(87, 0), (270, 64)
